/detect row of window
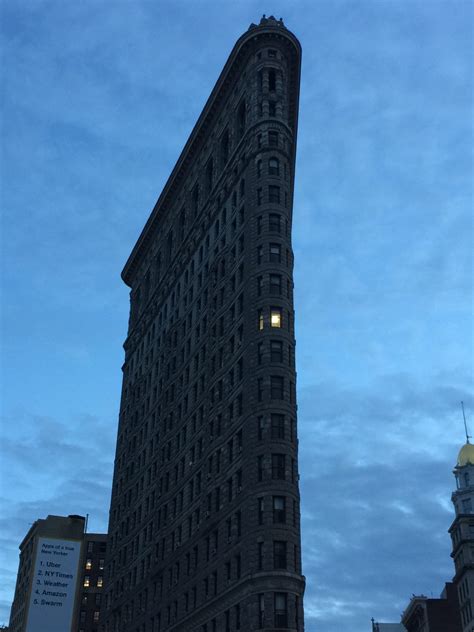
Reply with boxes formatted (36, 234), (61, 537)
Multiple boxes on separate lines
(121, 591), (295, 632)
(84, 558), (105, 570)
(109, 490), (298, 595)
(83, 575), (103, 588)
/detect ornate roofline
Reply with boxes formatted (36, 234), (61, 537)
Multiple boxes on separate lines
(121, 17), (302, 287)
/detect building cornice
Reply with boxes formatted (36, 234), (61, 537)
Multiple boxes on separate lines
(121, 19), (302, 287)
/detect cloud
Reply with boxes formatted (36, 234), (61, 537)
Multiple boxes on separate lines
(297, 373), (472, 630)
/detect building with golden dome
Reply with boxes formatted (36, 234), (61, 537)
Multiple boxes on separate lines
(450, 441), (474, 631)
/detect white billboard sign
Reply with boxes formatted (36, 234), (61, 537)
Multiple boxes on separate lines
(26, 537), (81, 632)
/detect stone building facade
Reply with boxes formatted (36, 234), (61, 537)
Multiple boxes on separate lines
(104, 16), (304, 632)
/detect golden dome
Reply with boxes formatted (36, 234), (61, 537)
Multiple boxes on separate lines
(458, 442), (474, 466)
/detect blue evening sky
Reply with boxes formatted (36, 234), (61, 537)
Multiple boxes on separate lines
(1, 1), (472, 630)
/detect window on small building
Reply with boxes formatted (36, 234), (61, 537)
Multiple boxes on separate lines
(85, 559), (92, 570)
(83, 576), (90, 588)
(93, 611), (100, 623)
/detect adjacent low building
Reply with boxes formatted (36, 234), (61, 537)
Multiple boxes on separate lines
(8, 514), (107, 632)
(401, 583), (461, 632)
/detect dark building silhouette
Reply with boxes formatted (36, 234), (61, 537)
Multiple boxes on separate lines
(104, 15), (304, 632)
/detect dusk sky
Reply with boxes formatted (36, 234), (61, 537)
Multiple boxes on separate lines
(1, 1), (472, 630)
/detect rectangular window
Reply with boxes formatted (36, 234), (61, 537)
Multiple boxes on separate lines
(269, 274), (282, 295)
(259, 594), (265, 629)
(269, 243), (281, 262)
(258, 497), (264, 525)
(270, 340), (283, 363)
(270, 376), (284, 399)
(272, 454), (285, 479)
(274, 593), (288, 627)
(269, 213), (281, 232)
(270, 307), (282, 328)
(273, 541), (287, 569)
(269, 185), (280, 204)
(271, 413), (285, 439)
(268, 101), (276, 116)
(257, 378), (263, 402)
(257, 188), (263, 206)
(273, 496), (286, 523)
(235, 603), (241, 629)
(257, 276), (263, 296)
(258, 455), (264, 482)
(221, 129), (229, 166)
(268, 131), (278, 147)
(258, 342), (264, 365)
(193, 184), (199, 216)
(258, 415), (264, 440)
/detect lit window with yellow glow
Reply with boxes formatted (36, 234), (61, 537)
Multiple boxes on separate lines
(85, 559), (92, 570)
(83, 576), (90, 588)
(258, 309), (264, 330)
(270, 307), (282, 328)
(99, 558), (105, 570)
(97, 576), (103, 588)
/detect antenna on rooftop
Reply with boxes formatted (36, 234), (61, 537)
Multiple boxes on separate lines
(462, 401), (471, 443)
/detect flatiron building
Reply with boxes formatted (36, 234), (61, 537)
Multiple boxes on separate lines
(105, 15), (304, 632)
